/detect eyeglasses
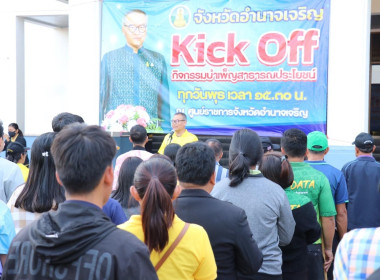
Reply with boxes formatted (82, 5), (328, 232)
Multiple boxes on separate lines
(124, 24), (147, 34)
(171, 119), (186, 124)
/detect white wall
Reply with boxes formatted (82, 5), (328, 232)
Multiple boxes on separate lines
(327, 0), (371, 146)
(24, 22), (69, 135)
(68, 0), (102, 127)
(0, 0), (68, 134)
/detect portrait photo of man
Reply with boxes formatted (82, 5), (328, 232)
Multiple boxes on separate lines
(100, 9), (170, 129)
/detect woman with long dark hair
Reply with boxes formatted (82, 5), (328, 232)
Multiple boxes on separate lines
(118, 158), (216, 280)
(4, 123), (29, 166)
(259, 152), (321, 280)
(212, 129), (295, 280)
(7, 132), (65, 233)
(111, 156), (142, 219)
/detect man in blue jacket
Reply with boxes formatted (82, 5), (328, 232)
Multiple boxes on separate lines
(341, 132), (380, 230)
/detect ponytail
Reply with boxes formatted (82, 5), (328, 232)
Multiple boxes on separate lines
(141, 177), (175, 252)
(228, 129), (263, 187)
(7, 153), (21, 163)
(229, 153), (250, 187)
(133, 158), (177, 253)
(260, 153), (294, 189)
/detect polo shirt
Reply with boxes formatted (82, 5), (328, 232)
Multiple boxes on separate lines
(341, 156), (380, 230)
(289, 162), (336, 244)
(158, 130), (198, 154)
(118, 214), (216, 280)
(305, 160), (348, 205)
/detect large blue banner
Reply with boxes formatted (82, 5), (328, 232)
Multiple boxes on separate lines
(100, 0), (329, 136)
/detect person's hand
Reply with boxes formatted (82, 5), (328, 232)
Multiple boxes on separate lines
(3, 133), (9, 142)
(324, 249), (334, 272)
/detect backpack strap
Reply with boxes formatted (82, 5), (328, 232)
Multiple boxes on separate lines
(155, 223), (190, 271)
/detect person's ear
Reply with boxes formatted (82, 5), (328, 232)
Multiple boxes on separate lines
(355, 146), (360, 156)
(129, 136), (133, 143)
(130, 186), (142, 202)
(324, 147), (330, 155)
(210, 172), (216, 186)
(281, 147), (285, 155)
(144, 136), (149, 145)
(103, 166), (114, 188)
(172, 185), (182, 200)
(373, 145), (376, 153)
(55, 171), (64, 186)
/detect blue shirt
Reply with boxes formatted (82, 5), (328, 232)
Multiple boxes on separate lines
(100, 45), (170, 129)
(341, 156), (380, 230)
(103, 198), (127, 225)
(0, 200), (16, 275)
(215, 162), (228, 183)
(306, 160), (348, 205)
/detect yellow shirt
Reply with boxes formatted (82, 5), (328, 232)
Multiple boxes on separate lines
(158, 130), (198, 154)
(17, 163), (29, 182)
(118, 215), (217, 280)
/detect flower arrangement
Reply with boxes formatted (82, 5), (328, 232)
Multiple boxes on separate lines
(101, 105), (163, 132)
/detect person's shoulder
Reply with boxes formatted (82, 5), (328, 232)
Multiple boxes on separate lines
(0, 157), (18, 170)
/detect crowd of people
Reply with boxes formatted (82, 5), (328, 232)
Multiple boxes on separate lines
(0, 112), (379, 280)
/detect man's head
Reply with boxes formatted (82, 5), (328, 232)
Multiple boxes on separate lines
(122, 10), (147, 52)
(51, 124), (116, 197)
(176, 142), (215, 189)
(353, 132), (375, 154)
(307, 131), (329, 159)
(205, 138), (223, 162)
(281, 128), (307, 158)
(260, 136), (280, 154)
(52, 112), (84, 132)
(171, 112), (187, 133)
(129, 125), (148, 146)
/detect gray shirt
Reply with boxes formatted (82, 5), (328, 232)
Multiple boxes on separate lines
(0, 158), (24, 203)
(211, 174), (295, 275)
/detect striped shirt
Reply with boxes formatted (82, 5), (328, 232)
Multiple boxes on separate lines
(334, 227), (380, 280)
(215, 162), (228, 183)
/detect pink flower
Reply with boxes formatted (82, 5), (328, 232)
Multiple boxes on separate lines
(118, 115), (129, 124)
(136, 118), (147, 127)
(135, 106), (146, 111)
(105, 110), (115, 119)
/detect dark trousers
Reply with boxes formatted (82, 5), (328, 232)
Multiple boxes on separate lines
(307, 244), (324, 280)
(283, 270), (308, 280)
(238, 273), (282, 280)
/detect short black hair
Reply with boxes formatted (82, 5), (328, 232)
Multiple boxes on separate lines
(281, 128), (307, 158)
(130, 125), (147, 145)
(52, 112), (85, 133)
(164, 143), (181, 166)
(0, 123), (3, 137)
(308, 149), (327, 155)
(205, 138), (223, 158)
(51, 124), (116, 194)
(176, 142), (215, 186)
